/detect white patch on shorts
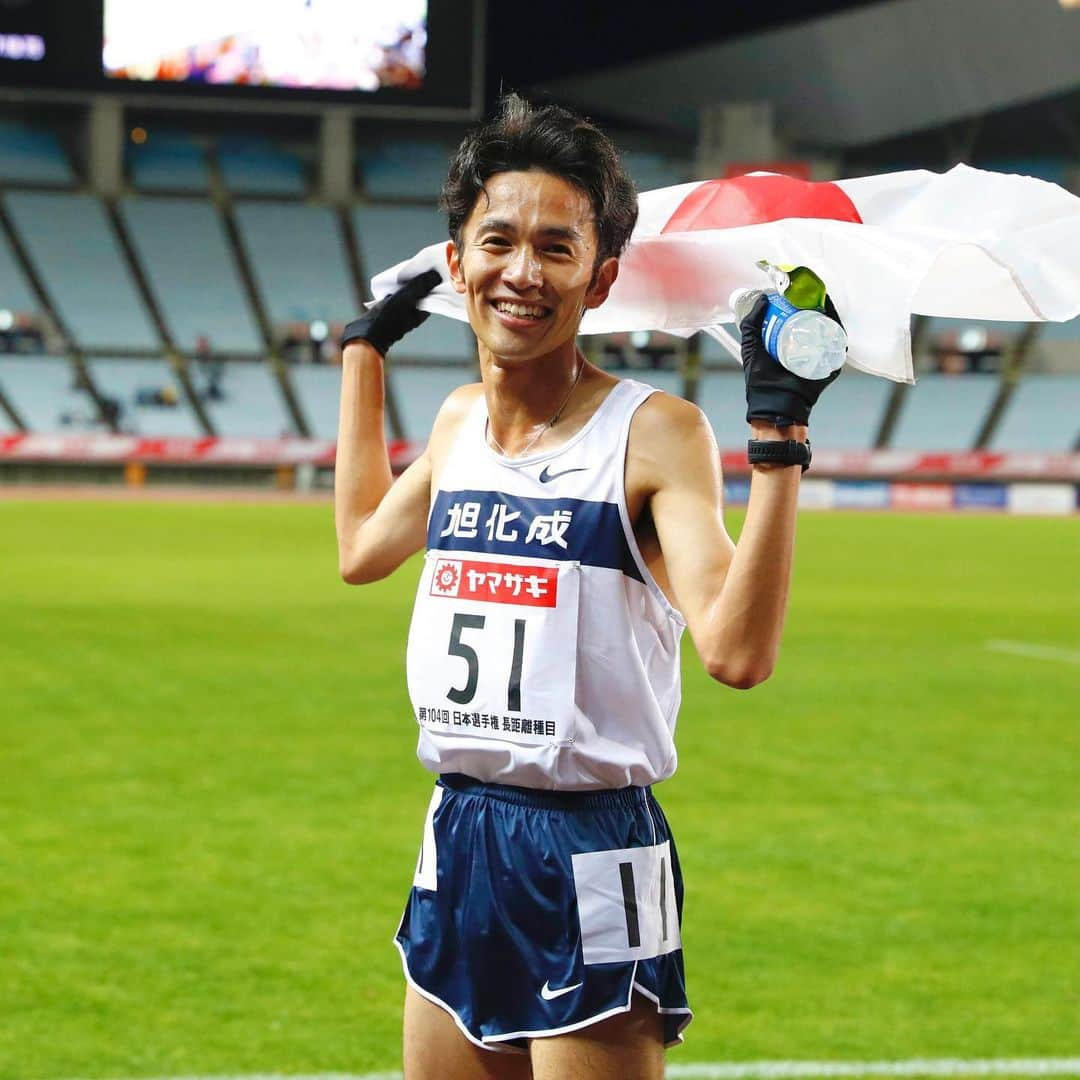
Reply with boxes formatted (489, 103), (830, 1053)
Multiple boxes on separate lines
(412, 785), (443, 891)
(571, 840), (681, 964)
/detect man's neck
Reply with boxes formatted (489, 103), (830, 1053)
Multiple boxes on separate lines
(480, 340), (591, 455)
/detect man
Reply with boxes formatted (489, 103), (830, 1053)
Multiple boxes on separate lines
(336, 95), (837, 1080)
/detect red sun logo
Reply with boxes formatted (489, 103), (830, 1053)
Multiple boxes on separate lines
(662, 174), (862, 234)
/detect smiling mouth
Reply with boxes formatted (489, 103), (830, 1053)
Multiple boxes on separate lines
(492, 300), (550, 321)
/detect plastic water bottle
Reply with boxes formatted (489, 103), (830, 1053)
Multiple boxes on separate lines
(729, 288), (847, 381)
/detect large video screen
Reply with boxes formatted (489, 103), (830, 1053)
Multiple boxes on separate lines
(103, 1), (428, 93)
(0, 0), (478, 114)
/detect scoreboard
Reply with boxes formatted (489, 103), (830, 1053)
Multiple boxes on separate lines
(0, 0), (481, 115)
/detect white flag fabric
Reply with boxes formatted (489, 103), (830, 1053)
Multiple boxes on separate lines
(369, 164), (1080, 384)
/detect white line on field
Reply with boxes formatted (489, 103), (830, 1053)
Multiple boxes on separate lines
(667, 1062), (1080, 1078)
(986, 639), (1080, 664)
(59, 1060), (1080, 1080)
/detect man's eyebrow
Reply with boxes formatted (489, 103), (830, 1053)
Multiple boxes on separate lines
(475, 218), (585, 242)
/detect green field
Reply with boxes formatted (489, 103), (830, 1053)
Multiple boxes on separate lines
(1, 499), (1078, 1079)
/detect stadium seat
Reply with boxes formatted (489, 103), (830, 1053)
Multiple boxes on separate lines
(121, 197), (262, 355)
(353, 204), (473, 362)
(219, 138), (306, 197)
(291, 364), (394, 441)
(4, 191), (158, 351)
(890, 373), (998, 450)
(0, 119), (75, 186)
(359, 142), (453, 199)
(990, 375), (1080, 452)
(0, 225), (40, 319)
(0, 355), (97, 431)
(234, 202), (355, 325)
(810, 369), (894, 450)
(696, 372), (748, 449)
(89, 357), (202, 437)
(199, 361), (295, 438)
(619, 151), (691, 193)
(128, 132), (211, 193)
(390, 366), (478, 442)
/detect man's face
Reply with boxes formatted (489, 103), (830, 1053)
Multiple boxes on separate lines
(446, 170), (618, 365)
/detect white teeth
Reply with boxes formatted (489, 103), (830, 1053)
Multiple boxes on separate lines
(495, 301), (546, 319)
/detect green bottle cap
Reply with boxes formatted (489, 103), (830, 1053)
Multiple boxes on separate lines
(755, 260), (829, 311)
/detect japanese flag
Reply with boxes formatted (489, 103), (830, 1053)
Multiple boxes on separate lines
(369, 164), (1080, 384)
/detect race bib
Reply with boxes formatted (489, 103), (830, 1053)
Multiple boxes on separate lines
(406, 552), (581, 747)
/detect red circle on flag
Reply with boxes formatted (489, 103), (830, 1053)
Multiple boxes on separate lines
(661, 174), (862, 233)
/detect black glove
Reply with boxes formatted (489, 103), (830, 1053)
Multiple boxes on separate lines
(741, 292), (843, 427)
(340, 269), (442, 357)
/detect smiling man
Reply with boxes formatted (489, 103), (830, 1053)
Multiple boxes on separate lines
(335, 94), (838, 1080)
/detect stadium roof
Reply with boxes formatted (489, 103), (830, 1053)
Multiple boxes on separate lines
(490, 0), (1080, 152)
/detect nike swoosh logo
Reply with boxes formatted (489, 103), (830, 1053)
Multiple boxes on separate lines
(540, 979), (583, 1001)
(538, 465), (588, 483)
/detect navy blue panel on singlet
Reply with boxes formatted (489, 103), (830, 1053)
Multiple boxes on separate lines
(429, 488), (643, 583)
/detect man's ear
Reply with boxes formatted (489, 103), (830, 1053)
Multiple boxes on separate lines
(446, 240), (466, 295)
(584, 257), (619, 310)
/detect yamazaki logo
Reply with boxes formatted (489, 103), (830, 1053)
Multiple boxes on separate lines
(662, 174), (863, 233)
(430, 558), (558, 608)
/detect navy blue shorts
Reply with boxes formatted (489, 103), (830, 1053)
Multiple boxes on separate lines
(394, 773), (692, 1052)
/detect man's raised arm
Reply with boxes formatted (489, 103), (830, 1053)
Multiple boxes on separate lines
(335, 271), (441, 584)
(640, 293), (840, 688)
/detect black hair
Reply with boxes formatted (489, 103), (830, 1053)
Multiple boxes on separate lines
(441, 93), (638, 265)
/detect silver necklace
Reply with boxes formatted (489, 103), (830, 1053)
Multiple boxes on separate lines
(487, 361), (584, 458)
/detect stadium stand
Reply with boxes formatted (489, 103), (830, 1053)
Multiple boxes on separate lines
(890, 373), (999, 450)
(620, 151), (690, 193)
(990, 375), (1080, 451)
(121, 197), (262, 354)
(359, 141), (452, 199)
(219, 137), (307, 197)
(4, 191), (158, 351)
(0, 223), (40, 320)
(696, 372), (748, 449)
(353, 203), (472, 361)
(290, 365), (344, 440)
(0, 119), (75, 187)
(127, 132), (211, 193)
(391, 366), (477, 441)
(795, 368), (893, 450)
(234, 202), (355, 325)
(89, 358), (202, 437)
(0, 355), (95, 431)
(291, 364), (394, 441)
(199, 360), (295, 438)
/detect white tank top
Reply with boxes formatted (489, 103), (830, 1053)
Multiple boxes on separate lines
(405, 378), (686, 791)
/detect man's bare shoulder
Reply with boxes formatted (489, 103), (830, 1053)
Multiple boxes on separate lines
(625, 389), (721, 497)
(428, 380), (485, 463)
(631, 390), (718, 458)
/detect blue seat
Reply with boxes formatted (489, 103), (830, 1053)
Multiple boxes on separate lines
(122, 197), (261, 354)
(200, 361), (295, 437)
(219, 139), (306, 196)
(90, 357), (202, 437)
(0, 355), (95, 431)
(353, 204), (472, 362)
(128, 133), (211, 192)
(235, 202), (355, 325)
(0, 121), (74, 185)
(4, 192), (158, 351)
(360, 142), (452, 200)
(890, 373), (998, 450)
(391, 366), (477, 441)
(990, 375), (1080, 452)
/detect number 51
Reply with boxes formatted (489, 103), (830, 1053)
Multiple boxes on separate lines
(446, 612), (526, 712)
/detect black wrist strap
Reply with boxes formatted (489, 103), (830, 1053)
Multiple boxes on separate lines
(747, 438), (812, 473)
